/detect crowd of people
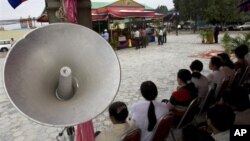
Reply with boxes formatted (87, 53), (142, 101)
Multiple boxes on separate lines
(94, 43), (250, 141)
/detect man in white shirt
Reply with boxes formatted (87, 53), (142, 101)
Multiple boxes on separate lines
(158, 28), (163, 45)
(134, 29), (141, 49)
(96, 101), (136, 141)
(102, 29), (109, 42)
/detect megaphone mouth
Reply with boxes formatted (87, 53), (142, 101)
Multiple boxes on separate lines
(56, 77), (79, 101)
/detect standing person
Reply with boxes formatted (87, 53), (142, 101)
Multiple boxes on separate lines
(96, 101), (136, 141)
(130, 81), (169, 141)
(134, 28), (141, 49)
(10, 37), (15, 47)
(140, 27), (147, 48)
(214, 24), (220, 43)
(102, 29), (109, 42)
(158, 28), (163, 45)
(163, 26), (167, 43)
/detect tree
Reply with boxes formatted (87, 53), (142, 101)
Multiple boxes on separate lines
(205, 0), (241, 27)
(173, 0), (250, 31)
(155, 5), (168, 15)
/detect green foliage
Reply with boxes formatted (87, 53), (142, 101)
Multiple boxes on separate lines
(155, 5), (168, 15)
(110, 39), (118, 50)
(199, 31), (207, 42)
(222, 32), (250, 54)
(199, 29), (214, 43)
(173, 0), (250, 25)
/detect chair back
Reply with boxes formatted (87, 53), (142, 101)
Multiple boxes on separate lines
(120, 128), (141, 141)
(151, 113), (173, 141)
(231, 68), (245, 88)
(239, 66), (250, 85)
(177, 98), (200, 128)
(199, 83), (217, 114)
(217, 78), (230, 100)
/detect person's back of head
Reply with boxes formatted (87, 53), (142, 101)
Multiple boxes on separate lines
(178, 69), (198, 98)
(190, 60), (203, 79)
(234, 44), (249, 59)
(140, 81), (158, 101)
(207, 104), (235, 132)
(182, 125), (215, 141)
(209, 56), (222, 70)
(217, 53), (235, 69)
(178, 69), (192, 83)
(140, 81), (158, 131)
(109, 101), (128, 124)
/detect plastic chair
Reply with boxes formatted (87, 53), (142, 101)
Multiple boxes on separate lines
(151, 113), (173, 141)
(170, 98), (200, 141)
(120, 128), (141, 141)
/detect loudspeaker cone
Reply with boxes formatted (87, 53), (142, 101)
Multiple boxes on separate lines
(3, 23), (121, 126)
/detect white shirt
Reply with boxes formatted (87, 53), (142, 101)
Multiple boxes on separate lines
(134, 30), (140, 38)
(96, 122), (135, 141)
(212, 130), (229, 141)
(207, 70), (225, 95)
(102, 32), (109, 41)
(191, 74), (209, 99)
(130, 100), (169, 141)
(158, 30), (163, 36)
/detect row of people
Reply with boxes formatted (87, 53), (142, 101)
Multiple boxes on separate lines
(95, 44), (250, 141)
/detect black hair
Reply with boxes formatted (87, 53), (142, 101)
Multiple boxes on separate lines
(221, 87), (250, 111)
(217, 53), (235, 69)
(140, 81), (157, 131)
(182, 125), (215, 141)
(190, 60), (203, 79)
(178, 69), (198, 98)
(210, 56), (222, 69)
(178, 69), (192, 83)
(207, 104), (235, 132)
(234, 44), (249, 59)
(109, 101), (128, 123)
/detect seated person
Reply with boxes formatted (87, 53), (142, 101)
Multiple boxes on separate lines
(182, 124), (215, 141)
(207, 104), (235, 141)
(234, 44), (249, 70)
(166, 69), (198, 125)
(130, 81), (169, 141)
(207, 56), (225, 95)
(190, 60), (209, 100)
(217, 53), (235, 84)
(96, 101), (135, 141)
(219, 88), (250, 125)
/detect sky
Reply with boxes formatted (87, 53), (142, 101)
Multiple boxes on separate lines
(0, 0), (174, 20)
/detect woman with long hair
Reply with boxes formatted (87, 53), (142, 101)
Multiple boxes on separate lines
(130, 81), (169, 141)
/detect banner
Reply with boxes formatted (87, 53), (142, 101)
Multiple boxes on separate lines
(8, 0), (27, 9)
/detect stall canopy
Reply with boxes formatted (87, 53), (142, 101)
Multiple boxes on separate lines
(37, 0), (163, 22)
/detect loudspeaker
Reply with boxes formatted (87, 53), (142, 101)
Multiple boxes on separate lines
(3, 23), (121, 126)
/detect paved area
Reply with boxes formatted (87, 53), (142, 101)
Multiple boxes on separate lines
(0, 33), (225, 140)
